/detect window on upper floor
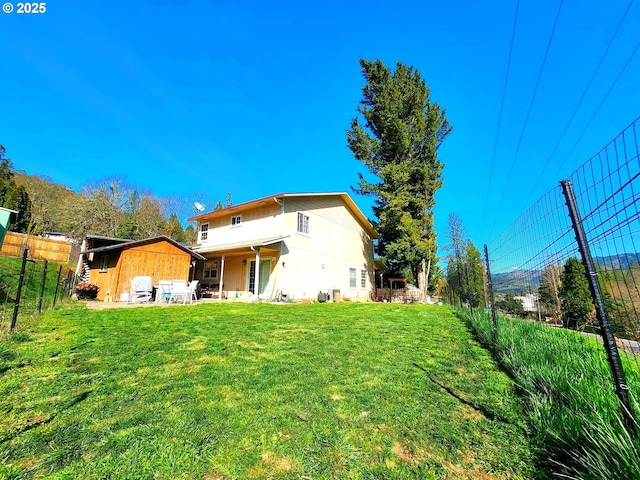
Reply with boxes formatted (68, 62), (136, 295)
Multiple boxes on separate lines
(349, 268), (356, 288)
(297, 212), (310, 235)
(231, 215), (242, 226)
(199, 223), (209, 242)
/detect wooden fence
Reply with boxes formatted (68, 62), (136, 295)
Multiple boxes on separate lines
(0, 232), (77, 263)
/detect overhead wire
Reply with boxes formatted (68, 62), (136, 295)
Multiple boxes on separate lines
(490, 0), (565, 238)
(481, 0), (520, 236)
(547, 39), (640, 183)
(524, 0), (636, 202)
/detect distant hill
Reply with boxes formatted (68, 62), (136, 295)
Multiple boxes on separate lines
(594, 253), (640, 270)
(490, 254), (639, 294)
(492, 269), (543, 295)
(14, 173), (84, 235)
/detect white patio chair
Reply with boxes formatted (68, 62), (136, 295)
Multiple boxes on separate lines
(185, 280), (199, 304)
(169, 280), (188, 304)
(128, 276), (153, 303)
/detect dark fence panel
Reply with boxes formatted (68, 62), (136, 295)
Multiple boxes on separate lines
(0, 248), (77, 338)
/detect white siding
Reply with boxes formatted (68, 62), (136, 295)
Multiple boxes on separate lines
(277, 196), (374, 301)
(197, 203), (282, 247)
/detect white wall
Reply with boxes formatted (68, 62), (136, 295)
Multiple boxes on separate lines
(275, 196), (374, 301)
(197, 202), (282, 247)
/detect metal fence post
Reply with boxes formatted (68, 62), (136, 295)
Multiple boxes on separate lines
(37, 260), (48, 314)
(65, 270), (73, 298)
(561, 180), (633, 423)
(484, 244), (498, 344)
(53, 265), (63, 307)
(10, 248), (29, 333)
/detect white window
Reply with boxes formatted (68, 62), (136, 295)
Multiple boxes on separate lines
(361, 269), (367, 288)
(297, 212), (310, 235)
(231, 215), (242, 226)
(99, 255), (109, 272)
(203, 261), (218, 279)
(349, 268), (356, 288)
(199, 223), (209, 242)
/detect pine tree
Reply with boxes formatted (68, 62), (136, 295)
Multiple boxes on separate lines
(559, 257), (594, 329)
(347, 59), (451, 291)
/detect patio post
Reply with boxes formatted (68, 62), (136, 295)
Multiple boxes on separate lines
(254, 246), (261, 301)
(219, 255), (225, 301)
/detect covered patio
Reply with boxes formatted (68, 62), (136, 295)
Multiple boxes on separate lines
(192, 236), (287, 302)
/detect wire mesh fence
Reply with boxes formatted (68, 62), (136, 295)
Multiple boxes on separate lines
(469, 117), (640, 476)
(0, 248), (77, 339)
(486, 116), (640, 400)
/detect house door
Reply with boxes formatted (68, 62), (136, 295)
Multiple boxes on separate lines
(249, 260), (271, 295)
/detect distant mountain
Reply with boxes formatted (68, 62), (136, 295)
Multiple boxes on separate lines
(490, 253), (639, 294)
(491, 269), (543, 295)
(593, 253), (640, 270)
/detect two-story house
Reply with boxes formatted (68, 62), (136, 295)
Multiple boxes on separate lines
(187, 192), (379, 302)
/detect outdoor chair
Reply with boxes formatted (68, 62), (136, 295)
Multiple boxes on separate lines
(168, 280), (188, 304)
(128, 276), (153, 303)
(186, 280), (199, 304)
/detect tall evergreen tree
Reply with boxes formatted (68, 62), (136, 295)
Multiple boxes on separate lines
(463, 241), (485, 308)
(559, 257), (594, 329)
(347, 59), (452, 292)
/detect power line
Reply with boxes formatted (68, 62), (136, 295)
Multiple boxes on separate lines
(490, 0), (565, 238)
(525, 0), (636, 202)
(481, 0), (520, 235)
(548, 39), (640, 183)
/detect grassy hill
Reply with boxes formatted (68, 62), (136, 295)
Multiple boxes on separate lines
(0, 303), (538, 479)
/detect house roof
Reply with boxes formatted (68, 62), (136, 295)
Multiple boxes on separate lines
(187, 192), (379, 239)
(193, 235), (290, 255)
(82, 235), (206, 260)
(0, 207), (18, 214)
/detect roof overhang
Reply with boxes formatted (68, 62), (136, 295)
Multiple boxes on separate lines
(193, 235), (289, 256)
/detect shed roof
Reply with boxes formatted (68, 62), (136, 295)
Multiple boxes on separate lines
(82, 235), (206, 260)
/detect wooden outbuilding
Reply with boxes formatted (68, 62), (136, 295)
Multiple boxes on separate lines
(80, 235), (205, 301)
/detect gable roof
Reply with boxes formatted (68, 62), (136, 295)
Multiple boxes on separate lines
(82, 235), (206, 260)
(188, 192), (379, 238)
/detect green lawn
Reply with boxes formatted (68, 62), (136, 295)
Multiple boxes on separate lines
(0, 302), (537, 479)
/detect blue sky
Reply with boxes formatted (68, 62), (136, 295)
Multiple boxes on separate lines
(2, 0), (639, 255)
